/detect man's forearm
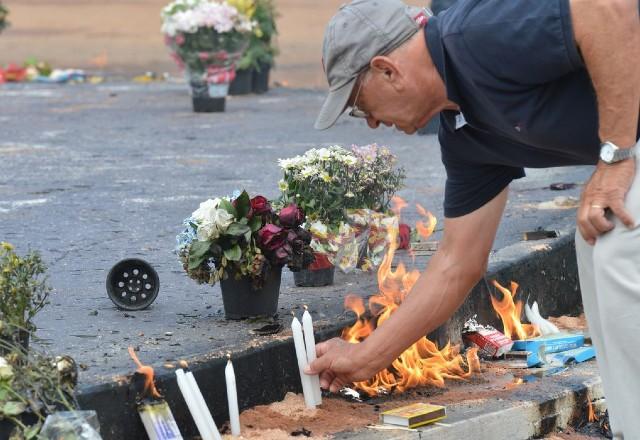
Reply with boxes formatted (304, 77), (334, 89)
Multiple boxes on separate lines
(571, 0), (640, 147)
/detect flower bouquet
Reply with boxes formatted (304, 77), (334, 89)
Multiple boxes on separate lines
(176, 191), (314, 318)
(278, 144), (406, 275)
(228, 0), (278, 95)
(162, 0), (255, 112)
(278, 146), (359, 285)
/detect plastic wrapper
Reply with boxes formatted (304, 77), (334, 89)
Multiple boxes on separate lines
(165, 33), (248, 98)
(334, 209), (397, 273)
(40, 411), (102, 440)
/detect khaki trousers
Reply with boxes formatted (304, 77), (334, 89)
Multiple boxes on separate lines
(575, 155), (640, 440)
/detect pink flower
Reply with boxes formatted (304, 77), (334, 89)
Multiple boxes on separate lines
(175, 33), (186, 46)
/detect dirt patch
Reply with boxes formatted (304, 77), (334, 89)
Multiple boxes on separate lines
(225, 364), (523, 439)
(549, 314), (588, 332)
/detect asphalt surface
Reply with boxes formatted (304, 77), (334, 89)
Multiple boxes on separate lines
(0, 82), (593, 389)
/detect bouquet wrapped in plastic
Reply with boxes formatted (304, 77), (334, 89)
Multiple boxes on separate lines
(162, 0), (254, 111)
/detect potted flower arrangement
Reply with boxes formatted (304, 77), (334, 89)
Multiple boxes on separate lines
(229, 0), (278, 95)
(278, 144), (407, 280)
(161, 0), (255, 112)
(278, 146), (359, 286)
(0, 2), (8, 34)
(0, 243), (50, 354)
(176, 190), (314, 319)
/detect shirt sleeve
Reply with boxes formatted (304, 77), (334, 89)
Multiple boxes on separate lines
(440, 124), (526, 218)
(455, 0), (584, 85)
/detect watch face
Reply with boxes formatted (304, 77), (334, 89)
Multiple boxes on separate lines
(601, 145), (615, 162)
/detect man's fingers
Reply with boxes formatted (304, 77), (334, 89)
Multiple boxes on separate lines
(319, 371), (334, 390)
(306, 353), (331, 375)
(587, 206), (614, 234)
(329, 377), (347, 393)
(610, 200), (636, 229)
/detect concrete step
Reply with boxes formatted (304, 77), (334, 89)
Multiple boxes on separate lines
(336, 362), (603, 440)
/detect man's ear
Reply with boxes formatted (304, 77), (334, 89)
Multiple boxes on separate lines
(370, 56), (403, 91)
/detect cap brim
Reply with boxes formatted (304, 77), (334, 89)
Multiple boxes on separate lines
(314, 78), (356, 130)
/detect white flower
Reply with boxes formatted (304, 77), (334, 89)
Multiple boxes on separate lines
(213, 207), (234, 231)
(300, 165), (319, 179)
(316, 148), (331, 160)
(0, 357), (13, 380)
(192, 198), (221, 223)
(309, 221), (329, 239)
(278, 180), (288, 191)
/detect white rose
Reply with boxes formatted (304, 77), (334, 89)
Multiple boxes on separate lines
(197, 220), (219, 241)
(192, 198), (221, 223)
(212, 208), (234, 232)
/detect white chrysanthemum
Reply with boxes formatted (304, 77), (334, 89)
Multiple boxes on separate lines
(309, 221), (328, 239)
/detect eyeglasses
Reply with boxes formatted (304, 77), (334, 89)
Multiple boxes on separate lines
(348, 71), (369, 119)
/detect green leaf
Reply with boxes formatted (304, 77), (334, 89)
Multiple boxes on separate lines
(219, 199), (237, 217)
(2, 401), (26, 416)
(234, 191), (251, 218)
(223, 244), (242, 261)
(188, 240), (212, 270)
(249, 216), (263, 232)
(226, 223), (251, 237)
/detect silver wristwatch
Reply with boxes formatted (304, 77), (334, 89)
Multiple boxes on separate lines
(599, 141), (636, 164)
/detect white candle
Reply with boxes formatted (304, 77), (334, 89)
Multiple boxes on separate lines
(292, 315), (316, 409)
(302, 307), (322, 405)
(176, 369), (215, 440)
(225, 354), (241, 436)
(185, 371), (222, 440)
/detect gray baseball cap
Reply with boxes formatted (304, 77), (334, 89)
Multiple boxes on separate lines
(314, 0), (429, 130)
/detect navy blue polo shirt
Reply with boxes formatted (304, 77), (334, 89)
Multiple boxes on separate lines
(425, 0), (639, 218)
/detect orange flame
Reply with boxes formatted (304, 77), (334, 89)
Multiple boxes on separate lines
(129, 346), (162, 399)
(415, 204), (437, 239)
(587, 396), (599, 422)
(341, 200), (479, 396)
(490, 280), (541, 340)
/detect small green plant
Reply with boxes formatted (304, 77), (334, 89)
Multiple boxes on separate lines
(0, 349), (78, 439)
(0, 243), (50, 346)
(0, 2), (9, 33)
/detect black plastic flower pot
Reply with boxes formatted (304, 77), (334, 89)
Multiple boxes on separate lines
(192, 96), (226, 113)
(106, 259), (160, 311)
(219, 267), (282, 320)
(229, 68), (253, 96)
(293, 266), (335, 287)
(252, 63), (271, 94)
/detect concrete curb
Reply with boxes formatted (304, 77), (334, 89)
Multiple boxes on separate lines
(77, 228), (582, 440)
(336, 369), (603, 440)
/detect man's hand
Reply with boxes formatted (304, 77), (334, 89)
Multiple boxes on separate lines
(304, 338), (380, 393)
(578, 159), (636, 245)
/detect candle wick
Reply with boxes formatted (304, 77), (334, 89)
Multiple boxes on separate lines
(304, 305), (308, 311)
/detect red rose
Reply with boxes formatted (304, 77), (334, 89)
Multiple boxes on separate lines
(250, 196), (271, 216)
(279, 204), (305, 228)
(397, 223), (411, 250)
(258, 224), (285, 251)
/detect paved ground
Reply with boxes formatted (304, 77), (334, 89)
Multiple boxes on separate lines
(0, 82), (593, 389)
(0, 0), (426, 88)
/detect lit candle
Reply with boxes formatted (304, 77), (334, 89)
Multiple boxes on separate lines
(302, 306), (322, 405)
(176, 369), (216, 440)
(292, 313), (316, 409)
(225, 353), (241, 436)
(185, 371), (222, 440)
